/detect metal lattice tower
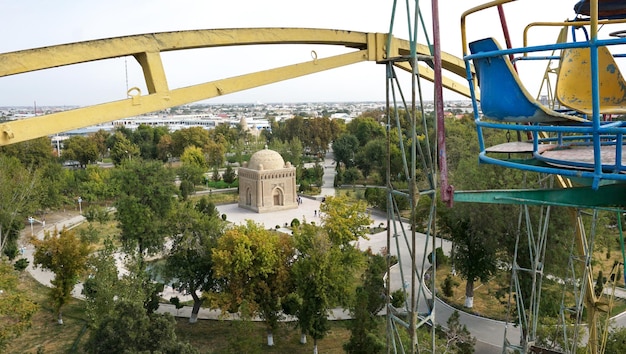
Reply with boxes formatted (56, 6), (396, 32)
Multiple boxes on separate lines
(383, 1), (447, 352)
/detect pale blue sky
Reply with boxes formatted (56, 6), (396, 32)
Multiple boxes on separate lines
(0, 1), (581, 106)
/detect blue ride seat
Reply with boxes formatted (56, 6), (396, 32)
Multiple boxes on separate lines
(469, 37), (587, 123)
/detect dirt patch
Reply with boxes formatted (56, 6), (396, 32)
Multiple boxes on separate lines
(20, 209), (82, 241)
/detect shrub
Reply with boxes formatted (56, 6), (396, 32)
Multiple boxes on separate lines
(427, 247), (448, 267)
(3, 243), (18, 260)
(14, 258), (29, 271)
(333, 169), (343, 187)
(179, 180), (195, 200)
(290, 218), (300, 228)
(442, 274), (459, 298)
(221, 214), (227, 221)
(211, 166), (222, 182)
(299, 181), (310, 193)
(281, 293), (302, 316)
(84, 206), (111, 224)
(391, 289), (407, 308)
(223, 165), (237, 184)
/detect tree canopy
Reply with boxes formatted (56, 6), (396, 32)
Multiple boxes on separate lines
(164, 199), (225, 323)
(31, 227), (91, 324)
(0, 260), (38, 351)
(212, 220), (294, 345)
(112, 159), (176, 258)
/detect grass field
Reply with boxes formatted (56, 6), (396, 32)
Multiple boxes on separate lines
(5, 271), (353, 354)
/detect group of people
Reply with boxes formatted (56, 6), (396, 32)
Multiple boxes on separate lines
(295, 195), (323, 217)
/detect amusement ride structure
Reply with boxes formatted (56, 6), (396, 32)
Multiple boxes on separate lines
(2, 0), (626, 353)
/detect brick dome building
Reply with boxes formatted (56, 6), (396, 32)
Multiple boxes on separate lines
(238, 147), (297, 213)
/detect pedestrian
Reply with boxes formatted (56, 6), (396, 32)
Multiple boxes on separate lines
(314, 210), (317, 217)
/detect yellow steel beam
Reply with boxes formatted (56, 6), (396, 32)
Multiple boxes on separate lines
(0, 49), (368, 145)
(0, 28), (372, 76)
(0, 28), (472, 145)
(393, 61), (477, 99)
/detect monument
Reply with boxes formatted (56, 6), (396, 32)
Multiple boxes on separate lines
(238, 147), (297, 213)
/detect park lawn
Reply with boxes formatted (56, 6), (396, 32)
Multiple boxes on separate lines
(435, 263), (626, 323)
(189, 190), (239, 205)
(5, 272), (88, 354)
(174, 318), (351, 354)
(6, 271), (353, 354)
(435, 264), (512, 321)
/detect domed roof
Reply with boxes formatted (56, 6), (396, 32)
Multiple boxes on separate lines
(247, 148), (285, 170)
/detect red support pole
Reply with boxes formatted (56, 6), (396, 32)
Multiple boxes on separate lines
(432, 0), (454, 207)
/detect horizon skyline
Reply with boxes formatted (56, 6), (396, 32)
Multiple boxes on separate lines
(0, 98), (474, 110)
(1, 1), (582, 107)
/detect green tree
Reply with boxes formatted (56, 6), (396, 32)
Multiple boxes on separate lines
(39, 162), (68, 210)
(132, 124), (169, 160)
(62, 135), (99, 167)
(292, 223), (360, 351)
(109, 131), (140, 166)
(303, 117), (341, 156)
(80, 165), (115, 202)
(355, 138), (402, 180)
(605, 325), (626, 354)
(112, 159), (176, 260)
(164, 200), (224, 323)
(441, 209), (498, 309)
(204, 138), (226, 168)
(211, 166), (222, 182)
(343, 167), (362, 185)
(0, 155), (41, 258)
(437, 310), (476, 354)
(212, 220), (295, 346)
(287, 137), (304, 167)
(89, 129), (110, 160)
(84, 300), (197, 354)
(347, 116), (385, 147)
(332, 133), (359, 168)
(84, 238), (169, 326)
(210, 123), (240, 146)
(179, 180), (195, 200)
(0, 136), (54, 168)
(171, 126), (210, 156)
(82, 238), (123, 326)
(179, 145), (207, 189)
(344, 287), (385, 354)
(156, 134), (174, 162)
(31, 227), (91, 324)
(223, 165), (237, 184)
(344, 252), (386, 354)
(0, 260), (38, 351)
(320, 195), (372, 247)
(441, 156), (520, 309)
(180, 145), (207, 169)
(195, 196), (219, 218)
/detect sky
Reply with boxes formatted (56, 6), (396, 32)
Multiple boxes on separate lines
(0, 0), (583, 107)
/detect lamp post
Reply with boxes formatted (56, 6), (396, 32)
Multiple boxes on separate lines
(28, 216), (34, 236)
(77, 197), (82, 214)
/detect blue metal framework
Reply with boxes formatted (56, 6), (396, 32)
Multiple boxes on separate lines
(459, 1), (626, 353)
(462, 2), (626, 190)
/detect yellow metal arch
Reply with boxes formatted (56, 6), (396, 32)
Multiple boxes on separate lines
(0, 27), (472, 145)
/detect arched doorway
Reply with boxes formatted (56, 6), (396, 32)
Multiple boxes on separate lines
(272, 188), (284, 206)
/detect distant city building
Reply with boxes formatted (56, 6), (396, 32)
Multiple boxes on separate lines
(238, 147), (297, 213)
